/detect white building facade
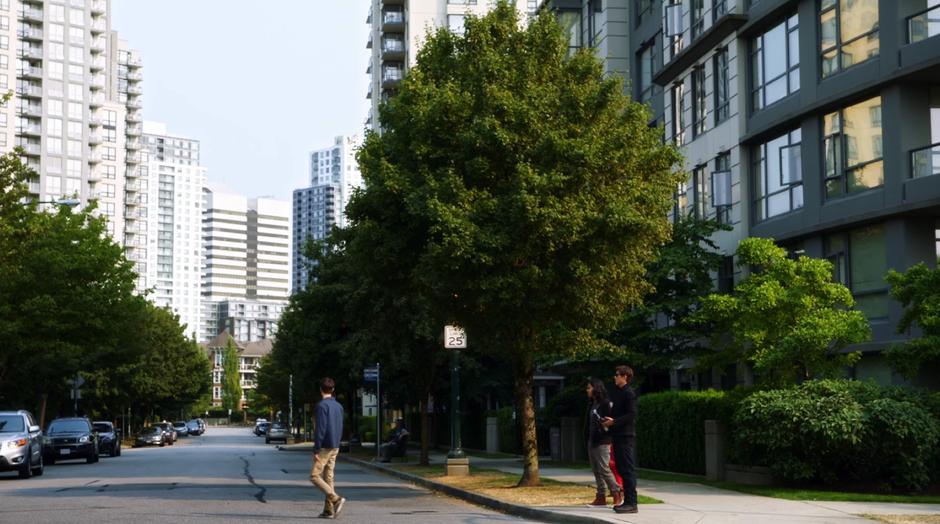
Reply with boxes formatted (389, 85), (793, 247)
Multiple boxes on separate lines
(142, 121), (206, 340)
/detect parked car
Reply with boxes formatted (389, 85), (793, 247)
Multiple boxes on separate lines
(0, 410), (44, 478)
(154, 422), (176, 445)
(92, 421), (121, 457)
(253, 422), (271, 436)
(133, 426), (165, 447)
(265, 422), (289, 444)
(44, 417), (99, 464)
(185, 419), (204, 436)
(172, 421), (189, 437)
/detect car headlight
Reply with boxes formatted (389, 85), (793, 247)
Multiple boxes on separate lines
(5, 438), (28, 449)
(79, 435), (90, 443)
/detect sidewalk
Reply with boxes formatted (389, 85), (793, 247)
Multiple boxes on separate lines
(282, 444), (940, 523)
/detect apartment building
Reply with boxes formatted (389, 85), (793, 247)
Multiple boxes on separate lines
(201, 188), (291, 342)
(141, 121), (205, 340)
(541, 0), (940, 388)
(366, 0), (537, 130)
(201, 330), (273, 408)
(292, 135), (362, 292)
(3, 0), (145, 286)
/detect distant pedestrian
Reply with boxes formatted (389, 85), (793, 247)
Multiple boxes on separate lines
(602, 365), (638, 514)
(379, 418), (410, 463)
(585, 378), (622, 507)
(310, 377), (347, 519)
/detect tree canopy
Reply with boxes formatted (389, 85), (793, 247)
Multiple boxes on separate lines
(884, 262), (940, 378)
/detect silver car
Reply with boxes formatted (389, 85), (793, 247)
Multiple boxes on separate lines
(0, 410), (44, 478)
(265, 422), (289, 444)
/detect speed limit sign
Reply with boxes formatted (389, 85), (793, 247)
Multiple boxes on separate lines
(444, 325), (467, 349)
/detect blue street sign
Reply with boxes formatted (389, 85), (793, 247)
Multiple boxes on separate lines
(363, 367), (379, 383)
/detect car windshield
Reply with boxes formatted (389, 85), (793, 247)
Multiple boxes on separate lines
(0, 415), (25, 432)
(173, 422), (185, 427)
(48, 420), (89, 433)
(272, 423), (286, 429)
(141, 427), (161, 435)
(93, 423), (112, 432)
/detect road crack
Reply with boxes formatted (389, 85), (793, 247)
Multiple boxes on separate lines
(239, 455), (266, 503)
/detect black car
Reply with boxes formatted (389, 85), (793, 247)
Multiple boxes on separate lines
(133, 426), (165, 447)
(44, 417), (99, 464)
(92, 421), (121, 457)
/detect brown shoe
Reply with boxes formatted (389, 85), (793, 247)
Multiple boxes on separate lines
(588, 494), (606, 506)
(612, 491), (623, 506)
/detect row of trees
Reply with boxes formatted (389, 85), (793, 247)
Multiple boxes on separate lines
(0, 142), (210, 427)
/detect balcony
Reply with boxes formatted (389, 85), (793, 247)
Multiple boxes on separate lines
(91, 0), (106, 15)
(908, 4), (940, 44)
(127, 55), (143, 68)
(126, 123), (142, 135)
(18, 7), (42, 23)
(125, 167), (145, 178)
(90, 56), (105, 71)
(128, 70), (143, 81)
(17, 47), (43, 61)
(125, 181), (140, 192)
(367, 33), (373, 49)
(382, 65), (403, 87)
(90, 76), (106, 90)
(89, 133), (102, 145)
(126, 138), (142, 150)
(17, 66), (42, 79)
(88, 152), (102, 164)
(17, 27), (42, 41)
(382, 9), (405, 31)
(17, 104), (42, 118)
(87, 169), (103, 182)
(17, 143), (41, 156)
(17, 124), (41, 136)
(89, 115), (103, 127)
(127, 84), (143, 95)
(654, 0), (747, 86)
(15, 84), (42, 98)
(126, 152), (142, 164)
(90, 93), (105, 107)
(126, 111), (143, 123)
(126, 97), (142, 109)
(90, 20), (106, 34)
(91, 38), (106, 53)
(381, 36), (406, 60)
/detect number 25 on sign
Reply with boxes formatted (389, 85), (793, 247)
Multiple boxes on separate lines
(444, 325), (467, 349)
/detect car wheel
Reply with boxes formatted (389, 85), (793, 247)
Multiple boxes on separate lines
(159, 441), (165, 447)
(115, 444), (121, 457)
(18, 460), (32, 479)
(86, 454), (95, 464)
(32, 454), (43, 476)
(265, 438), (270, 444)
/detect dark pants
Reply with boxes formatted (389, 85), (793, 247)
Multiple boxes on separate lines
(611, 436), (637, 506)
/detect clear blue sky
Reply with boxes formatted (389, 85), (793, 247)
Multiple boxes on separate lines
(111, 1), (370, 201)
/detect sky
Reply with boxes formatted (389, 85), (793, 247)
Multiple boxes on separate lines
(111, 1), (371, 201)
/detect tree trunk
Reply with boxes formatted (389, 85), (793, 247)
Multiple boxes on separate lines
(420, 392), (431, 466)
(514, 351), (540, 487)
(39, 393), (47, 429)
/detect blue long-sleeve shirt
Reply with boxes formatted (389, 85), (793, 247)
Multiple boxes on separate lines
(314, 397), (344, 452)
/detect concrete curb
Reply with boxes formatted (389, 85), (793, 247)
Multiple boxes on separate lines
(339, 455), (614, 524)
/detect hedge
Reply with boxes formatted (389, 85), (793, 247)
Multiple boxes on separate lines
(636, 389), (740, 475)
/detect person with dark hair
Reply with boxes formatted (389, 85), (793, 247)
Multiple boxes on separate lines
(310, 377), (346, 519)
(602, 365), (638, 514)
(585, 378), (622, 507)
(379, 418), (410, 462)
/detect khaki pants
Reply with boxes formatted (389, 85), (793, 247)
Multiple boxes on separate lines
(310, 448), (341, 514)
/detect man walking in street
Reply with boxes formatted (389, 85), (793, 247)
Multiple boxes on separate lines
(602, 365), (638, 514)
(311, 377), (346, 519)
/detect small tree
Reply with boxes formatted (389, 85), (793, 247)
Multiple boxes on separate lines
(693, 237), (870, 385)
(221, 337), (242, 413)
(884, 262), (940, 378)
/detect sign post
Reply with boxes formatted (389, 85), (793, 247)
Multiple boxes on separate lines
(66, 375), (85, 416)
(364, 364), (380, 460)
(289, 374), (294, 439)
(444, 326), (469, 476)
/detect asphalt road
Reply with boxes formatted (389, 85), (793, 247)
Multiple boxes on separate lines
(0, 427), (537, 523)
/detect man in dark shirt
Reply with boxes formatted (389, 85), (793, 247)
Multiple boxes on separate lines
(602, 365), (638, 514)
(311, 377), (346, 519)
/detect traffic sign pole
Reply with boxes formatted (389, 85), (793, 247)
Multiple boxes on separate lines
(444, 326), (467, 474)
(376, 362), (381, 461)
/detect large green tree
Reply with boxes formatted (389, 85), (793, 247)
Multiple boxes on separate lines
(355, 3), (681, 485)
(884, 262), (940, 378)
(693, 237), (871, 385)
(221, 336), (242, 412)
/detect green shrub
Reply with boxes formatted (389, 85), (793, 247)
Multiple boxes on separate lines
(358, 416), (377, 442)
(733, 379), (940, 490)
(636, 389), (740, 475)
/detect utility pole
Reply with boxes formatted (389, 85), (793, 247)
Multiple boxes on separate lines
(444, 326), (468, 476)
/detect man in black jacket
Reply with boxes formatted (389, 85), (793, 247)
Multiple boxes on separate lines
(602, 365), (637, 514)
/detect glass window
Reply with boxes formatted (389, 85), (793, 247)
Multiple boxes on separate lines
(69, 26), (84, 42)
(825, 224), (887, 318)
(691, 0), (705, 39)
(693, 165), (709, 219)
(48, 61), (64, 80)
(49, 43), (65, 61)
(49, 4), (65, 23)
(824, 96), (883, 198)
(672, 81), (686, 146)
(674, 180), (689, 221)
(67, 120), (82, 139)
(68, 83), (83, 100)
(69, 8), (84, 26)
(47, 99), (63, 117)
(714, 47), (730, 123)
(67, 139), (81, 157)
(447, 14), (465, 35)
(821, 0), (879, 78)
(47, 138), (62, 154)
(751, 14), (799, 110)
(754, 128), (803, 221)
(692, 65), (707, 138)
(49, 23), (65, 42)
(714, 152), (731, 224)
(556, 10), (581, 55)
(69, 46), (84, 64)
(47, 118), (63, 137)
(66, 160), (81, 177)
(638, 41), (654, 103)
(69, 102), (82, 120)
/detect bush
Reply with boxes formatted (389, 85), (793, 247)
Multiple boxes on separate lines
(636, 389), (740, 475)
(733, 379), (940, 490)
(358, 416), (377, 442)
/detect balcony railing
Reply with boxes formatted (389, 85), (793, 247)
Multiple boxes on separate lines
(912, 142), (940, 179)
(17, 66), (42, 78)
(383, 10), (404, 25)
(90, 20), (106, 33)
(17, 47), (43, 60)
(382, 67), (403, 82)
(90, 93), (105, 106)
(18, 7), (42, 21)
(17, 27), (42, 40)
(656, 0), (745, 86)
(15, 84), (42, 98)
(382, 37), (405, 53)
(908, 4), (940, 44)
